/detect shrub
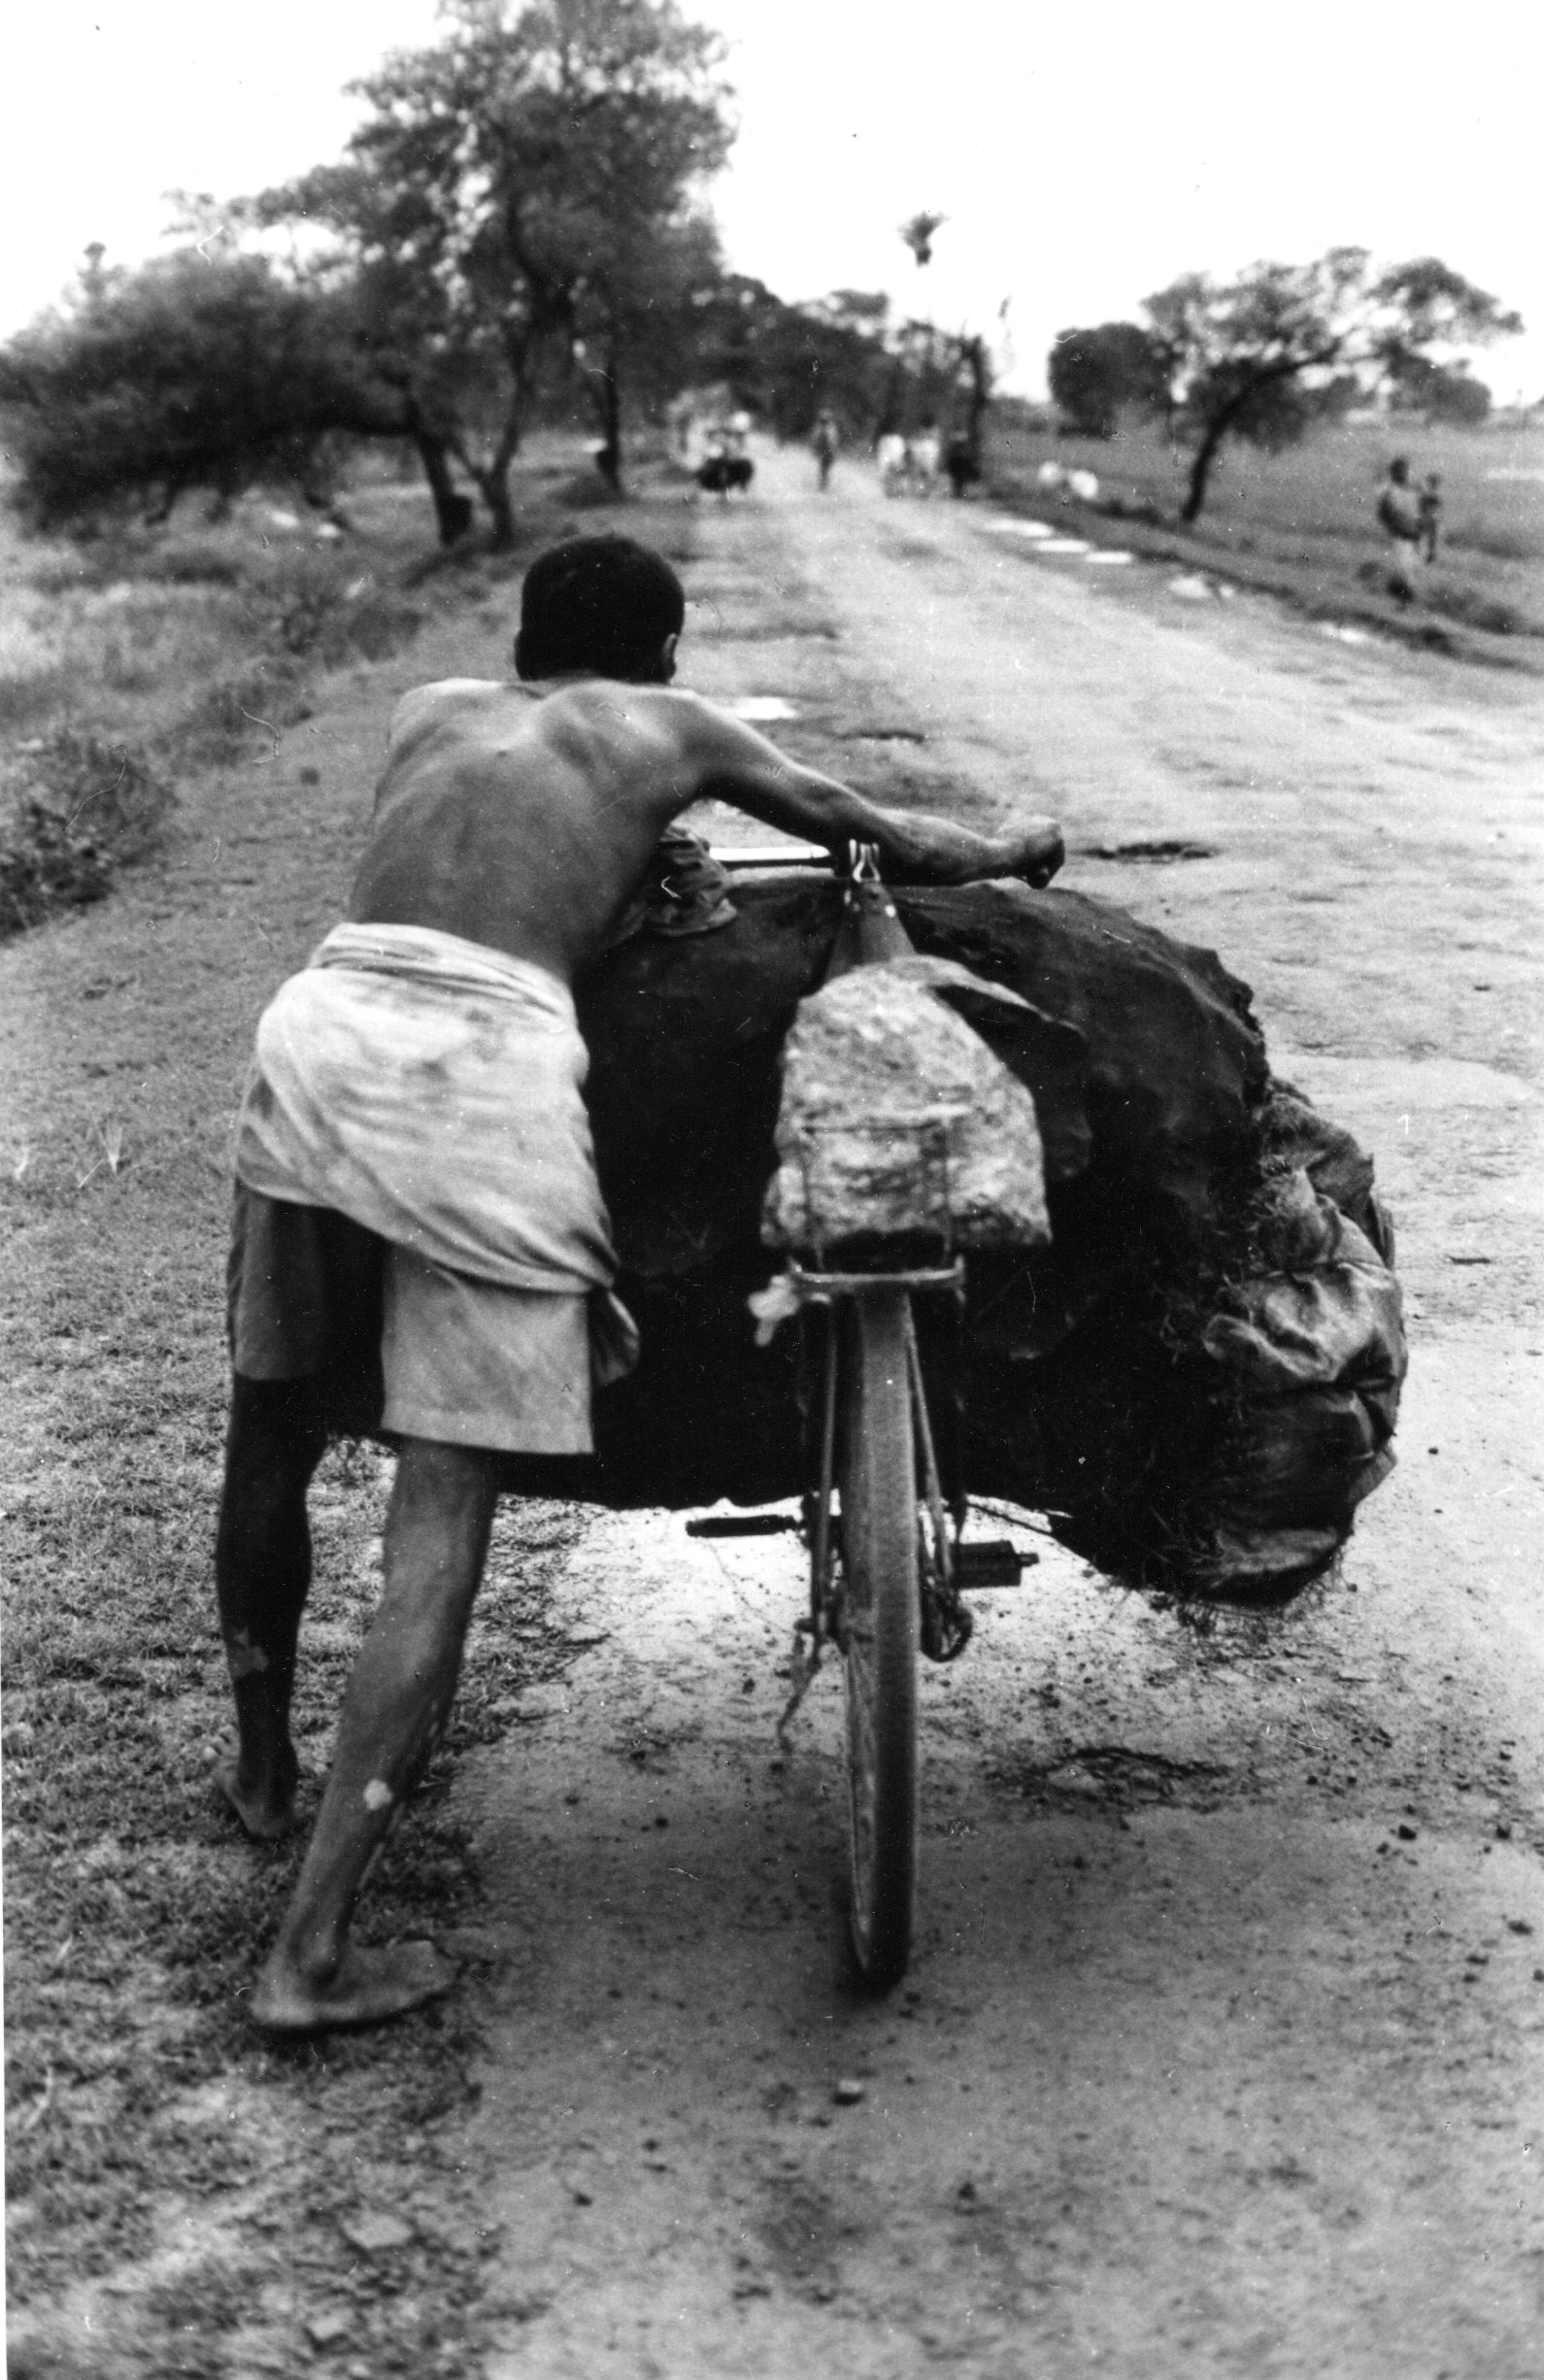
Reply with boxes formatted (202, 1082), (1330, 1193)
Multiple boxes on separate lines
(274, 573), (424, 666)
(141, 541), (249, 587)
(0, 731), (176, 938)
(1424, 582), (1533, 637)
(180, 658), (308, 762)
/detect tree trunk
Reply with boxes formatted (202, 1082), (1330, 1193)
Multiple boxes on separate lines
(587, 348), (623, 491)
(960, 334), (992, 452)
(1181, 417), (1230, 523)
(465, 400), (527, 549)
(475, 467), (518, 549)
(413, 433), (473, 548)
(453, 444), (519, 548)
(1179, 353), (1327, 524)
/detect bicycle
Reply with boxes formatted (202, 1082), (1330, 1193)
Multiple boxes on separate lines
(688, 843), (1034, 1990)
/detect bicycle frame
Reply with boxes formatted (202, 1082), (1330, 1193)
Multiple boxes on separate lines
(793, 1262), (974, 1662)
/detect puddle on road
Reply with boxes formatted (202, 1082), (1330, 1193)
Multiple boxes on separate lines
(992, 1745), (1237, 1812)
(1082, 839), (1220, 864)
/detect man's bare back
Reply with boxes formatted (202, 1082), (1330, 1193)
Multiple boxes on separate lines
(350, 674), (1064, 985)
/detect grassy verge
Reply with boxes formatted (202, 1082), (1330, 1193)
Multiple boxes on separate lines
(0, 485), (442, 941)
(1, 441), (697, 2373)
(983, 417), (1544, 667)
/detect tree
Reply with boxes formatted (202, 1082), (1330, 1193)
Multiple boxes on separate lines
(0, 250), (429, 534)
(258, 0), (734, 538)
(686, 277), (894, 439)
(1388, 352), (1493, 426)
(1142, 250), (1522, 521)
(1047, 321), (1171, 439)
(899, 211), (947, 268)
(571, 209), (723, 487)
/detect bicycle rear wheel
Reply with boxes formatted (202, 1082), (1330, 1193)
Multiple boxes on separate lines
(837, 1289), (920, 1991)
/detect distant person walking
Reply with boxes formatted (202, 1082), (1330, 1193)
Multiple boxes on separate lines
(876, 431), (909, 496)
(1418, 472), (1443, 565)
(812, 410), (840, 491)
(1377, 456), (1423, 602)
(944, 432), (980, 499)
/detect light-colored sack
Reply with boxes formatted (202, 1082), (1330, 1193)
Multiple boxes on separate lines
(762, 955), (1051, 1254)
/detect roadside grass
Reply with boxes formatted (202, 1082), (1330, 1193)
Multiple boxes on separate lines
(983, 417), (1544, 658)
(1, 440), (692, 2371)
(0, 486), (440, 940)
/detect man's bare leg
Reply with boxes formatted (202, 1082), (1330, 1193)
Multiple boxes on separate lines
(251, 1437), (500, 2032)
(214, 1378), (327, 1839)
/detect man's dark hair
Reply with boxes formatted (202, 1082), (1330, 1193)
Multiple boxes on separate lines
(515, 535), (686, 682)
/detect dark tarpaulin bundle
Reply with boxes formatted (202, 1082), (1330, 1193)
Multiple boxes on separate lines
(574, 876), (1405, 1606)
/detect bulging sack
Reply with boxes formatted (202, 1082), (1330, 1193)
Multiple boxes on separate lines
(1194, 1163), (1406, 1592)
(761, 955), (1051, 1254)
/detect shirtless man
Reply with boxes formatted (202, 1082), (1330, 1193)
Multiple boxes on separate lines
(217, 532), (1063, 2032)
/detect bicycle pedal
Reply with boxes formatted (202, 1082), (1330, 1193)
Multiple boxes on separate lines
(686, 1514), (800, 1538)
(955, 1539), (1036, 1589)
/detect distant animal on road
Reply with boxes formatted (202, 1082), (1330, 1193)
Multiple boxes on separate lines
(697, 452), (755, 499)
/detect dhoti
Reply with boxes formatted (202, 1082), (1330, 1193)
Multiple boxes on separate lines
(228, 922), (637, 1454)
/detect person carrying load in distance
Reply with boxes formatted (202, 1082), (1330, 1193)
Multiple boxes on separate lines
(1376, 456), (1424, 602)
(216, 532), (1064, 2033)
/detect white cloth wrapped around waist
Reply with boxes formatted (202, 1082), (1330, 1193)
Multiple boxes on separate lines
(232, 922), (637, 1374)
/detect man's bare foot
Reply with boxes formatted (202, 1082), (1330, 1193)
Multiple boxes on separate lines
(214, 1754), (299, 1842)
(250, 1940), (454, 2033)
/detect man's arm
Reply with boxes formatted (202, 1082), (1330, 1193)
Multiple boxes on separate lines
(679, 697), (1064, 888)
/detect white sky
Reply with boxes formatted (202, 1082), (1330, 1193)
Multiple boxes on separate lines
(4, 0), (1541, 401)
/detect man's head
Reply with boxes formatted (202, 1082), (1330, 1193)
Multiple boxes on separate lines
(1389, 456), (1410, 486)
(515, 535), (686, 685)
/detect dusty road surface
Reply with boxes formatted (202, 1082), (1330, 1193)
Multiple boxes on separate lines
(431, 453), (1544, 2378)
(7, 444), (1543, 2379)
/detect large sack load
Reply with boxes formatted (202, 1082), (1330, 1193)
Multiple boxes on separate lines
(575, 877), (1405, 1606)
(762, 955), (1051, 1254)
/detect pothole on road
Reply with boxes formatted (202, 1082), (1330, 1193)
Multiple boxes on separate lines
(721, 621), (841, 643)
(1082, 839), (1220, 864)
(991, 1746), (1236, 1811)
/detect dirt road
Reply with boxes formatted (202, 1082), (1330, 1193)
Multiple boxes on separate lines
(449, 452), (1544, 2379)
(8, 446), (1542, 2378)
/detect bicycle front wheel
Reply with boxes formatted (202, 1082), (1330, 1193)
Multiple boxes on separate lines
(838, 1290), (920, 1991)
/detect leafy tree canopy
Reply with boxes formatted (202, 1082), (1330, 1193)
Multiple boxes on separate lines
(1048, 321), (1171, 439)
(1388, 352), (1493, 425)
(0, 250), (415, 532)
(1141, 249), (1522, 519)
(253, 0), (735, 531)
